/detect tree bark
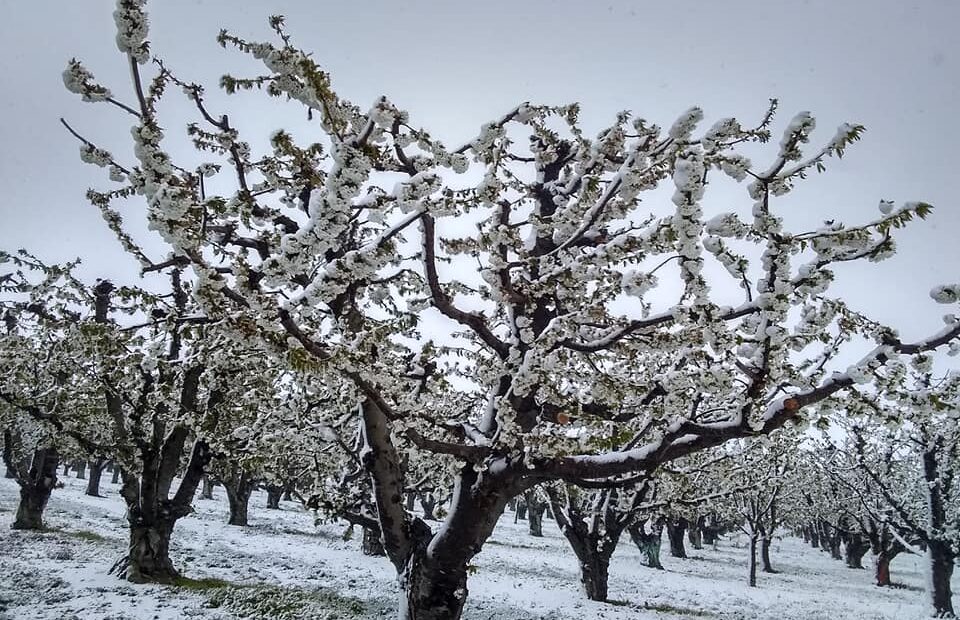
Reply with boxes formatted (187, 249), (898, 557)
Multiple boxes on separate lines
(875, 548), (902, 586)
(200, 475), (214, 499)
(577, 549), (612, 602)
(688, 515), (704, 550)
(419, 492), (438, 521)
(398, 549), (470, 620)
(74, 459), (86, 480)
(85, 458), (106, 497)
(844, 532), (869, 569)
(629, 521), (664, 570)
(125, 520), (178, 584)
(11, 448), (59, 531)
(761, 535), (776, 573)
(362, 525), (386, 557)
(266, 484), (283, 509)
(224, 480), (253, 526)
(667, 518), (688, 558)
(14, 484), (53, 530)
(111, 465), (121, 484)
(524, 489), (545, 537)
(748, 534), (758, 587)
(928, 542), (955, 618)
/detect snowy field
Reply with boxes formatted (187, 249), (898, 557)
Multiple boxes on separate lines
(0, 475), (949, 619)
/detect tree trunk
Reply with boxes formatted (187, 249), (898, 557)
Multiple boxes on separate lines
(419, 492), (438, 521)
(516, 501), (528, 520)
(74, 460), (86, 480)
(111, 465), (121, 484)
(828, 533), (842, 560)
(667, 518), (688, 558)
(11, 448), (59, 531)
(809, 524), (820, 548)
(225, 483), (253, 526)
(876, 549), (901, 586)
(266, 485), (282, 509)
(398, 555), (470, 620)
(577, 549), (612, 602)
(749, 534), (758, 587)
(3, 464), (14, 479)
(629, 522), (664, 570)
(688, 515), (703, 550)
(405, 492), (416, 511)
(845, 533), (869, 569)
(13, 484), (53, 530)
(761, 535), (777, 573)
(928, 542), (955, 618)
(200, 475), (214, 499)
(85, 459), (106, 497)
(282, 484), (293, 502)
(526, 490), (545, 537)
(124, 521), (178, 584)
(361, 525), (386, 557)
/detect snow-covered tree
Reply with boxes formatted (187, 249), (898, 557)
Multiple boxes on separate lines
(61, 3), (960, 616)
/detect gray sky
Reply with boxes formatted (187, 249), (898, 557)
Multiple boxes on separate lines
(1, 0), (957, 341)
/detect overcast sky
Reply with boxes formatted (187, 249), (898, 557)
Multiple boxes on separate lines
(0, 0), (957, 341)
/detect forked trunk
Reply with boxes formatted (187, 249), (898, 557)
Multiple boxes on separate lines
(124, 520), (178, 584)
(928, 542), (955, 618)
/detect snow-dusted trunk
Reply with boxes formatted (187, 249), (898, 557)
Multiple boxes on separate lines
(629, 521), (664, 570)
(10, 447), (59, 531)
(85, 458), (106, 497)
(667, 518), (688, 558)
(928, 542), (955, 618)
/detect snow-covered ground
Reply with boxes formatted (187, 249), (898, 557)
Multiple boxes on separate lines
(0, 475), (949, 619)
